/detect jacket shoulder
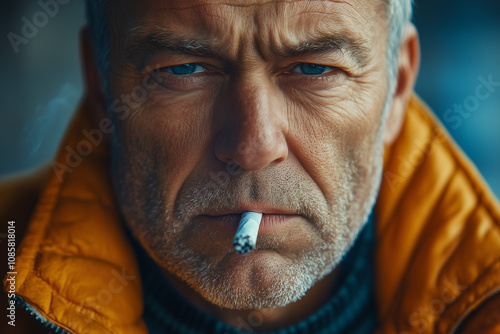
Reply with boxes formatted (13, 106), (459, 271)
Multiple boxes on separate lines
(1, 166), (52, 333)
(0, 166), (50, 236)
(375, 95), (500, 333)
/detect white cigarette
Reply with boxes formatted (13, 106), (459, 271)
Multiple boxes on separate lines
(233, 212), (263, 254)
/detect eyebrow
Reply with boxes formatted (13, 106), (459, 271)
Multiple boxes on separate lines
(276, 35), (370, 66)
(125, 27), (370, 69)
(125, 27), (220, 67)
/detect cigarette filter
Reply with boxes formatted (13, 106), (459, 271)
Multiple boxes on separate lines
(233, 212), (263, 254)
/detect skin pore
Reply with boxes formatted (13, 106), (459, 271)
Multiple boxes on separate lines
(82, 0), (420, 330)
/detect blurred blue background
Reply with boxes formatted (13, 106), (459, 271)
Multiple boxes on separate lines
(1, 0), (499, 197)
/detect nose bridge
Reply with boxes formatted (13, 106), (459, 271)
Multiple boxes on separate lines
(238, 79), (274, 143)
(214, 73), (288, 171)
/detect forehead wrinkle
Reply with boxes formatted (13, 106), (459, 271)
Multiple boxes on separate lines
(124, 6), (250, 63)
(250, 0), (373, 63)
(289, 0), (377, 35)
(121, 0), (379, 67)
(137, 0), (327, 11)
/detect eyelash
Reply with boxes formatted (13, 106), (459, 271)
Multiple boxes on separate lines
(282, 64), (341, 85)
(290, 66), (338, 75)
(151, 65), (216, 87)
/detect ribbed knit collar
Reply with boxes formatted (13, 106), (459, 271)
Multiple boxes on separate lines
(133, 215), (377, 334)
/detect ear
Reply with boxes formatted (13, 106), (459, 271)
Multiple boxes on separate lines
(383, 23), (421, 146)
(79, 26), (108, 129)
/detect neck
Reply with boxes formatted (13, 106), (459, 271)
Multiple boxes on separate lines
(163, 266), (340, 331)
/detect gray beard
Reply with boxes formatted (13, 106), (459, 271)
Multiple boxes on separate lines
(112, 133), (384, 310)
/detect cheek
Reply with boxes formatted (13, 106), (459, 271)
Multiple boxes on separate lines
(286, 87), (384, 205)
(113, 89), (216, 210)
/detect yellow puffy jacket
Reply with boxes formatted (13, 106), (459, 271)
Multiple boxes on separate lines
(2, 95), (500, 333)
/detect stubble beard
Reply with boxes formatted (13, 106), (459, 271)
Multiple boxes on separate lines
(112, 134), (384, 310)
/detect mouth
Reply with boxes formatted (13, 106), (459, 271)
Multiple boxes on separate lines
(197, 206), (304, 234)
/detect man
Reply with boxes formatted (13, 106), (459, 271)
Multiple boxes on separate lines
(2, 0), (500, 333)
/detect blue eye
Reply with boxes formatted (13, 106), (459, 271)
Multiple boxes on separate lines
(162, 63), (205, 75)
(292, 63), (333, 75)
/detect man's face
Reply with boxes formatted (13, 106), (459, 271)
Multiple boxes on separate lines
(107, 0), (388, 310)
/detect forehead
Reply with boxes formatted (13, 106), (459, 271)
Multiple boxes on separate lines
(111, 0), (387, 57)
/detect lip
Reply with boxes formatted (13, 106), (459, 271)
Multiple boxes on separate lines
(204, 205), (297, 216)
(197, 212), (303, 234)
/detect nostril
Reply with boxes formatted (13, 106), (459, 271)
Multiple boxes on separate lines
(214, 126), (288, 171)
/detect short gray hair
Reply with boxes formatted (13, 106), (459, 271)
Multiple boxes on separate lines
(85, 0), (413, 111)
(384, 0), (414, 116)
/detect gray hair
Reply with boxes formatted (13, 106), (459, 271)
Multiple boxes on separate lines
(85, 0), (413, 113)
(383, 0), (414, 116)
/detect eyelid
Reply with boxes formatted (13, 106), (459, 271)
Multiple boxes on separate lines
(156, 63), (206, 74)
(290, 63), (335, 75)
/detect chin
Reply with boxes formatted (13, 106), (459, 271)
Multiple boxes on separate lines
(163, 237), (343, 310)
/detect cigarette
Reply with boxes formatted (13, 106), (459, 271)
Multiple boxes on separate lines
(233, 212), (263, 254)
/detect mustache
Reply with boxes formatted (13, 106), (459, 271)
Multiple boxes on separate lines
(172, 166), (328, 225)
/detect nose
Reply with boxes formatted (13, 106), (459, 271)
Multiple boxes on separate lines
(214, 78), (288, 171)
